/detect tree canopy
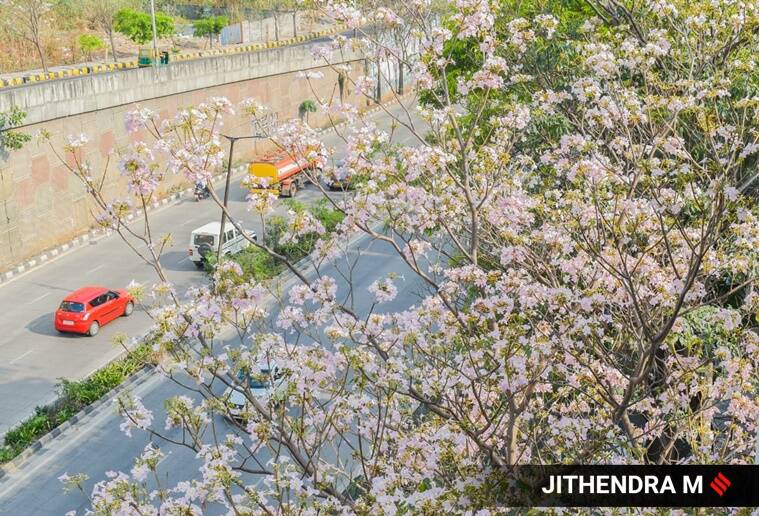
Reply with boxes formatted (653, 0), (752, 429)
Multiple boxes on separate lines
(114, 8), (174, 45)
(193, 15), (229, 46)
(46, 0), (759, 511)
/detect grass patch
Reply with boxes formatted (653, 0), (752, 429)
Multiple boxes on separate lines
(0, 340), (157, 464)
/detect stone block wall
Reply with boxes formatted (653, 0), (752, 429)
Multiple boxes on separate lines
(0, 43), (377, 271)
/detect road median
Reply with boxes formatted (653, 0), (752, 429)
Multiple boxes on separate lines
(0, 199), (347, 476)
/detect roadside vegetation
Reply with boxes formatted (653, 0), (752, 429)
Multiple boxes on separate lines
(0, 0), (332, 74)
(205, 198), (345, 280)
(0, 107), (32, 152)
(0, 198), (343, 465)
(0, 340), (157, 463)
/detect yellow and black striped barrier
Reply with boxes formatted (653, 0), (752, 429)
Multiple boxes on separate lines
(0, 24), (350, 88)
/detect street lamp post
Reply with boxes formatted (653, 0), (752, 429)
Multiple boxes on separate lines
(215, 133), (266, 262)
(149, 0), (159, 64)
(215, 113), (278, 263)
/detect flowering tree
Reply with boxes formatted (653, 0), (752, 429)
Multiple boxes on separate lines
(53, 0), (759, 512)
(0, 0), (53, 72)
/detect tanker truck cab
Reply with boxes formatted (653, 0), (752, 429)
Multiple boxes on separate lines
(188, 222), (256, 269)
(248, 153), (320, 198)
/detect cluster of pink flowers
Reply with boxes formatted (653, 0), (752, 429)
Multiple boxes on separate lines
(53, 0), (759, 513)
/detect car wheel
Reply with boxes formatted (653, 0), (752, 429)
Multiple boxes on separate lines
(193, 260), (205, 269)
(123, 301), (134, 317)
(88, 321), (100, 337)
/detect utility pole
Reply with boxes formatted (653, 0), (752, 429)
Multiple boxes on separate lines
(216, 114), (277, 262)
(217, 136), (239, 262)
(149, 0), (159, 63)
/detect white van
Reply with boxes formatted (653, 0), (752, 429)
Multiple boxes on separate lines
(188, 222), (256, 268)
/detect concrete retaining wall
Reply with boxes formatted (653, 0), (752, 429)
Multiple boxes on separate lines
(0, 42), (375, 271)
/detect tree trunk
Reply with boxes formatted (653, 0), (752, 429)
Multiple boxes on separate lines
(292, 11), (297, 37)
(398, 58), (404, 94)
(274, 12), (280, 41)
(35, 40), (47, 73)
(108, 29), (118, 63)
(209, 33), (213, 48)
(338, 72), (346, 103)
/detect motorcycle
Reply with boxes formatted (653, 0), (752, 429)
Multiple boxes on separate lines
(194, 184), (210, 201)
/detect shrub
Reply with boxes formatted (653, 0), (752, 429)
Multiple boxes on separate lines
(78, 34), (105, 60)
(209, 200), (344, 281)
(193, 16), (228, 47)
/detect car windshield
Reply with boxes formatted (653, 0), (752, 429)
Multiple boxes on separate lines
(59, 301), (85, 313)
(236, 369), (272, 389)
(194, 234), (215, 246)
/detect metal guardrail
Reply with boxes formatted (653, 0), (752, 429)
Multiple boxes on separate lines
(0, 25), (348, 89)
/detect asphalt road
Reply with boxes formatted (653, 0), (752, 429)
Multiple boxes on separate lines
(0, 230), (425, 515)
(0, 99), (422, 437)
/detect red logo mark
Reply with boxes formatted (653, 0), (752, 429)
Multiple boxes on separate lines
(710, 472), (731, 496)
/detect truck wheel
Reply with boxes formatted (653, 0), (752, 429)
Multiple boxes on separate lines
(290, 183), (297, 197)
(194, 261), (205, 269)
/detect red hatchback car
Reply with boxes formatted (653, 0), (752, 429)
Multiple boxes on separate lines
(54, 286), (134, 336)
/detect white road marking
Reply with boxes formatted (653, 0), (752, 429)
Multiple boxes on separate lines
(90, 264), (106, 272)
(9, 349), (33, 364)
(178, 256), (189, 263)
(26, 292), (50, 305)
(347, 249), (394, 258)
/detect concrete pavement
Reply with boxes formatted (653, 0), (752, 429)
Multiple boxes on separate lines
(0, 100), (422, 436)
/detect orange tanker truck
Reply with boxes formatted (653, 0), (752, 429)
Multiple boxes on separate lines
(247, 153), (320, 198)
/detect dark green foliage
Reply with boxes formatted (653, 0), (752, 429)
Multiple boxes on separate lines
(0, 107), (32, 152)
(212, 199), (344, 281)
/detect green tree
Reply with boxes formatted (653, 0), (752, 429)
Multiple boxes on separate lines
(298, 99), (316, 123)
(85, 0), (141, 62)
(193, 16), (229, 48)
(78, 34), (105, 61)
(114, 8), (174, 45)
(0, 107), (32, 153)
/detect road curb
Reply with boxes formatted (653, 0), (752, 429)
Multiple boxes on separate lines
(0, 91), (415, 285)
(0, 177), (225, 286)
(0, 364), (155, 481)
(0, 204), (390, 476)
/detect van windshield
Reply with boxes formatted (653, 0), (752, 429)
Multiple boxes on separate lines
(59, 301), (85, 313)
(194, 234), (215, 246)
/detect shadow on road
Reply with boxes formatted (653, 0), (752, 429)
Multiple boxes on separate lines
(159, 250), (201, 272)
(25, 312), (82, 338)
